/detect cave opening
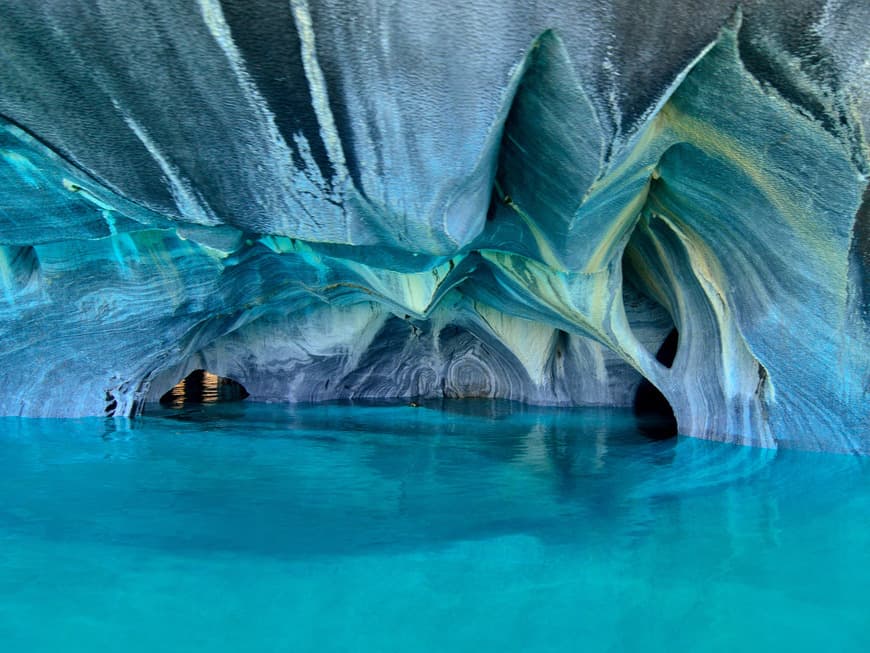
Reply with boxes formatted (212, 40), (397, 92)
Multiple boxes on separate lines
(159, 369), (249, 408)
(633, 328), (679, 440)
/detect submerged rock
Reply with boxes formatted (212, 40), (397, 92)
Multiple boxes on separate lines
(0, 1), (867, 452)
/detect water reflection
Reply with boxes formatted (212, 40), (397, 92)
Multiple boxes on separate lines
(1, 403), (867, 651)
(0, 401), (809, 558)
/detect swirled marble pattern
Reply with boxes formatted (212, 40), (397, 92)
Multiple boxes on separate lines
(0, 1), (867, 451)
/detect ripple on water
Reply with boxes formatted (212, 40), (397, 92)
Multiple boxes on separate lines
(0, 401), (867, 652)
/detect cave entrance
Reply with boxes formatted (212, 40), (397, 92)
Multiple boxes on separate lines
(159, 369), (249, 408)
(633, 328), (679, 440)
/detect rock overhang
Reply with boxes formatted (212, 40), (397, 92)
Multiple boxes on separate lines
(0, 1), (867, 452)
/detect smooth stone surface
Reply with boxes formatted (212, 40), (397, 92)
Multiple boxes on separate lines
(0, 1), (867, 451)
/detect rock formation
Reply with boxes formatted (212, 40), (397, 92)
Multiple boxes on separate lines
(0, 1), (867, 451)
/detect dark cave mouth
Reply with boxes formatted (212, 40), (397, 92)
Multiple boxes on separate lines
(153, 329), (679, 438)
(632, 328), (679, 440)
(159, 369), (249, 408)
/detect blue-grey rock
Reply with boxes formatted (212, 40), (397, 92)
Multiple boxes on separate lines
(0, 1), (867, 452)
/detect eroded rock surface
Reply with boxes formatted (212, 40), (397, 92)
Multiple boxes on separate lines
(0, 1), (867, 451)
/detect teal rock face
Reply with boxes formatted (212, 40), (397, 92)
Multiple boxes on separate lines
(0, 2), (867, 452)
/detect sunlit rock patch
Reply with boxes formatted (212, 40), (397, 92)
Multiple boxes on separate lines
(0, 2), (867, 452)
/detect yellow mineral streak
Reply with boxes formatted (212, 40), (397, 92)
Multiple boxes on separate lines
(582, 177), (651, 273)
(660, 102), (845, 275)
(474, 302), (557, 384)
(652, 206), (776, 404)
(479, 249), (615, 349)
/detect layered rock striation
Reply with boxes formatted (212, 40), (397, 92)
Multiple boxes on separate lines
(0, 1), (867, 451)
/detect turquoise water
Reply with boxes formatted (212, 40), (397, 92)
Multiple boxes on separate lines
(1, 401), (868, 652)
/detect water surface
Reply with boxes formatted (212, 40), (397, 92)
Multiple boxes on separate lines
(1, 402), (867, 651)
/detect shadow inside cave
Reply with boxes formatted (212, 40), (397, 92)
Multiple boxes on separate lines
(633, 328), (679, 440)
(159, 369), (249, 409)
